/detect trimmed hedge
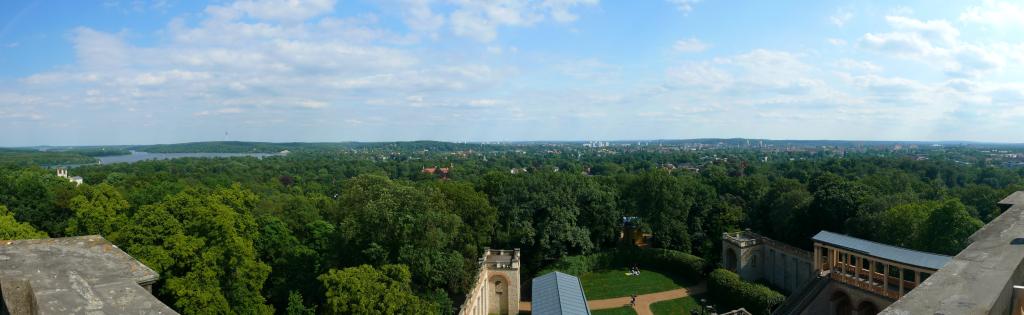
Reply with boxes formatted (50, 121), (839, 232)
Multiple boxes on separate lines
(628, 248), (704, 281)
(537, 248), (705, 283)
(707, 268), (785, 315)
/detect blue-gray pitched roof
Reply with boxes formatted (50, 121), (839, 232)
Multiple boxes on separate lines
(531, 271), (591, 315)
(812, 230), (951, 270)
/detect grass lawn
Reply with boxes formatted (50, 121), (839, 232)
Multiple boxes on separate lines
(591, 306), (638, 315)
(649, 295), (704, 315)
(580, 268), (692, 300)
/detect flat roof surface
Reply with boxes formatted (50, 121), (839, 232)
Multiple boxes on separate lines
(813, 230), (951, 270)
(0, 235), (176, 314)
(881, 192), (1024, 314)
(532, 272), (591, 315)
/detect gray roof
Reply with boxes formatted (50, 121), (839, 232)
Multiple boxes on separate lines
(812, 231), (951, 270)
(0, 235), (177, 314)
(531, 272), (591, 315)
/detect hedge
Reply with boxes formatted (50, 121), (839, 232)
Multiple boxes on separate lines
(537, 248), (705, 283)
(707, 268), (785, 315)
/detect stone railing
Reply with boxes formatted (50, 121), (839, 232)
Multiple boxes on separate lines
(723, 231), (762, 247)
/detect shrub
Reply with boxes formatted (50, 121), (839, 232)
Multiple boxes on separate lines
(707, 268), (784, 315)
(536, 251), (614, 276)
(627, 248), (705, 281)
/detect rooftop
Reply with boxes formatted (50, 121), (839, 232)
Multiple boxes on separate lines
(880, 191), (1024, 315)
(531, 272), (590, 315)
(0, 235), (177, 314)
(812, 231), (951, 270)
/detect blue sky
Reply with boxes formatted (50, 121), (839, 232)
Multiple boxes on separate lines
(1, 0), (1022, 146)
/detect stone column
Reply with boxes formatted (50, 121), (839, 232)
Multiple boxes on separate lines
(867, 258), (873, 287)
(899, 267), (905, 297)
(813, 245), (820, 272)
(884, 264), (890, 295)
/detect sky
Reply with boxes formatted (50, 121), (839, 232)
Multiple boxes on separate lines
(0, 0), (1023, 146)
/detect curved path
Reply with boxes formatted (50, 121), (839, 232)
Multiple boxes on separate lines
(520, 282), (706, 315)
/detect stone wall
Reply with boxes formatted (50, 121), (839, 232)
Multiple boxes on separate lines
(799, 281), (891, 315)
(722, 231), (814, 293)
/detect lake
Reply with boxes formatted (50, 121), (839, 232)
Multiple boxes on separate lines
(95, 151), (282, 164)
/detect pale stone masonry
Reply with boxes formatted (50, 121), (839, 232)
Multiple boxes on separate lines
(880, 191), (1024, 315)
(459, 248), (521, 315)
(722, 230), (815, 293)
(0, 235), (176, 315)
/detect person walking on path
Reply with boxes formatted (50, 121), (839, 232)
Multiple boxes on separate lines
(630, 294), (637, 307)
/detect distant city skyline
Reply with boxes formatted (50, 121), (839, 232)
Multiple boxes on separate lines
(1, 0), (1023, 146)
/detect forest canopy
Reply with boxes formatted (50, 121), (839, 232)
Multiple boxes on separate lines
(0, 141), (1021, 314)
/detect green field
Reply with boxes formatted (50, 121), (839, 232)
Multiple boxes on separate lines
(580, 269), (689, 300)
(650, 295), (703, 315)
(592, 306), (638, 315)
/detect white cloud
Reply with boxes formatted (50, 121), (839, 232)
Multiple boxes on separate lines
(666, 0), (701, 13)
(205, 0), (336, 22)
(194, 107), (244, 116)
(830, 7), (854, 27)
(857, 16), (1009, 78)
(399, 0), (445, 35)
(447, 0), (596, 42)
(674, 38), (709, 53)
(884, 16), (959, 45)
(835, 59), (882, 73)
(960, 0), (1024, 28)
(858, 32), (938, 57)
(826, 38), (847, 46)
(2, 0), (512, 138)
(889, 5), (914, 16)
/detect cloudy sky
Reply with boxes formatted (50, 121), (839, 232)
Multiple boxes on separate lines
(1, 0), (1022, 146)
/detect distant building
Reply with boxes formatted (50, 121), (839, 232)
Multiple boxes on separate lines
(422, 164), (452, 179)
(0, 235), (177, 314)
(510, 168), (528, 174)
(56, 167), (83, 186)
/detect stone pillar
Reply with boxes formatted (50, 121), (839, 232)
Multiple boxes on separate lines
(899, 267), (905, 297)
(915, 269), (921, 287)
(884, 264), (889, 294)
(867, 258), (873, 286)
(813, 245), (820, 272)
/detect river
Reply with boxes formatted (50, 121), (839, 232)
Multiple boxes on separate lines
(94, 151), (282, 164)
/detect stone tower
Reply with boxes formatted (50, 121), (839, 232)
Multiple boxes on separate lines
(458, 248), (521, 315)
(722, 230), (764, 281)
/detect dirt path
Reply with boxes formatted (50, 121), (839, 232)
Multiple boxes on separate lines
(519, 282), (706, 315)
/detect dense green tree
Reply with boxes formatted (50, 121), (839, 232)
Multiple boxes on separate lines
(319, 264), (436, 315)
(761, 178), (812, 245)
(622, 171), (692, 251)
(432, 181), (497, 258)
(871, 201), (934, 248)
(920, 199), (983, 255)
(286, 291), (316, 315)
(117, 186), (273, 314)
(0, 204), (48, 240)
(66, 183), (130, 237)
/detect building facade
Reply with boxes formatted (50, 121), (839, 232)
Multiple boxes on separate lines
(459, 248), (521, 315)
(722, 230), (815, 293)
